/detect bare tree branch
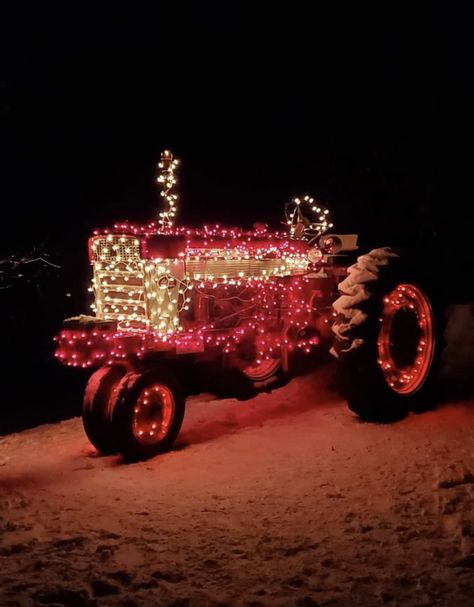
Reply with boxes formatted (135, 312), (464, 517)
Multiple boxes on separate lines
(0, 243), (60, 290)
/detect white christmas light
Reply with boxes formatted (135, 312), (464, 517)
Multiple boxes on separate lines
(285, 194), (333, 241)
(157, 150), (180, 231)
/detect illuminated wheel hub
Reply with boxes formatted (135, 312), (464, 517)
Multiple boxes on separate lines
(377, 283), (434, 395)
(132, 384), (175, 445)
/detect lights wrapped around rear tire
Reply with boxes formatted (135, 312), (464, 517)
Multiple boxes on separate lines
(331, 248), (445, 421)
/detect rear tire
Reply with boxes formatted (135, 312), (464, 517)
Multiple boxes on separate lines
(82, 365), (127, 454)
(112, 368), (185, 461)
(213, 357), (281, 399)
(241, 357), (281, 383)
(331, 248), (446, 421)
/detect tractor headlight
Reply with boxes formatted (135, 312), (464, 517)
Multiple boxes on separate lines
(307, 246), (323, 264)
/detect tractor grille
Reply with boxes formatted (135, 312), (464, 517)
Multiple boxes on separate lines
(89, 235), (309, 333)
(93, 261), (148, 331)
(91, 235), (141, 263)
(185, 257), (307, 279)
(90, 235), (148, 330)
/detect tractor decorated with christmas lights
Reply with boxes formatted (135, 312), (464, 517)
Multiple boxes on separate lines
(55, 151), (443, 460)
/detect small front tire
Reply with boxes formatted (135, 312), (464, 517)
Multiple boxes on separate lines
(82, 365), (127, 454)
(112, 368), (185, 461)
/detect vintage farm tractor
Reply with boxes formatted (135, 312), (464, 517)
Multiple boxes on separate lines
(55, 151), (443, 459)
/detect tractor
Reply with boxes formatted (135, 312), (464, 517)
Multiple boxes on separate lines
(55, 151), (443, 459)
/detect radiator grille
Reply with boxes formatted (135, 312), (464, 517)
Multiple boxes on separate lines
(93, 261), (148, 330)
(91, 236), (141, 263)
(185, 257), (307, 279)
(90, 235), (308, 332)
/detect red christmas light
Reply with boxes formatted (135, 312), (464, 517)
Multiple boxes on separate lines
(52, 150), (442, 462)
(55, 152), (340, 377)
(53, 151), (368, 460)
(56, 223), (332, 367)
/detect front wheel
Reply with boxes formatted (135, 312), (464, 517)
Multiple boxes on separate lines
(112, 368), (185, 460)
(82, 365), (127, 454)
(331, 248), (445, 421)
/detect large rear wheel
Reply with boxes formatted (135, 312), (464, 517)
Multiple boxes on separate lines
(331, 248), (445, 421)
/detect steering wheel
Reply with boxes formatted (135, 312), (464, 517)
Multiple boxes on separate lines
(285, 195), (333, 241)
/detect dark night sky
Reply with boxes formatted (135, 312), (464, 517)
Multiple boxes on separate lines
(0, 3), (472, 431)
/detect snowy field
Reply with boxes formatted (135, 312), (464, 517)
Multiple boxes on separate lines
(1, 363), (474, 607)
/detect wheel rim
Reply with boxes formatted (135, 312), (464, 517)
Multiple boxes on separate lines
(242, 357), (280, 381)
(132, 384), (175, 445)
(377, 283), (435, 395)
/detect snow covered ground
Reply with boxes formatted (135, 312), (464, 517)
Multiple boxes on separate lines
(1, 356), (474, 607)
(1, 305), (474, 607)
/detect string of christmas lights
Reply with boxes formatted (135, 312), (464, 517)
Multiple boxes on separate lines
(56, 150), (339, 373)
(285, 195), (333, 241)
(55, 273), (328, 368)
(157, 150), (179, 231)
(87, 230), (311, 333)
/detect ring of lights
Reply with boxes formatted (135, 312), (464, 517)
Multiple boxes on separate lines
(132, 384), (175, 445)
(112, 368), (185, 460)
(330, 248), (443, 421)
(377, 283), (435, 396)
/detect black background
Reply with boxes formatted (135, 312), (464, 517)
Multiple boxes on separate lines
(0, 4), (472, 432)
